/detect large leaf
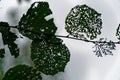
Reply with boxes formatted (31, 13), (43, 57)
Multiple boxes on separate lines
(31, 37), (70, 75)
(0, 22), (19, 58)
(19, 2), (57, 39)
(65, 5), (102, 40)
(2, 65), (42, 80)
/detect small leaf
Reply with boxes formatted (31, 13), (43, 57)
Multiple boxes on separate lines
(116, 24), (120, 40)
(19, 2), (57, 39)
(31, 37), (70, 75)
(0, 59), (3, 80)
(0, 22), (19, 58)
(2, 65), (42, 80)
(5, 32), (19, 57)
(65, 5), (102, 40)
(0, 49), (5, 58)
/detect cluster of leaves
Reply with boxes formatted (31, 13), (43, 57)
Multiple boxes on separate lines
(0, 2), (70, 80)
(65, 4), (118, 57)
(18, 1), (70, 75)
(0, 1), (120, 80)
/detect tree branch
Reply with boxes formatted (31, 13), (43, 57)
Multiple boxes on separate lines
(8, 25), (120, 44)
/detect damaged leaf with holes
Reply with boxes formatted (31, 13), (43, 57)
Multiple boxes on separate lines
(2, 65), (42, 80)
(0, 22), (19, 58)
(93, 38), (116, 57)
(65, 5), (102, 40)
(31, 37), (70, 75)
(19, 2), (57, 39)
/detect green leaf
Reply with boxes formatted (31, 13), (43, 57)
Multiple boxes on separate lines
(65, 4), (102, 40)
(19, 2), (57, 39)
(5, 32), (19, 57)
(116, 24), (120, 40)
(0, 59), (3, 80)
(31, 37), (70, 75)
(0, 22), (19, 58)
(0, 49), (5, 58)
(2, 65), (42, 80)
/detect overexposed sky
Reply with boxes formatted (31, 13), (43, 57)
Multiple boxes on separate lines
(1, 0), (120, 80)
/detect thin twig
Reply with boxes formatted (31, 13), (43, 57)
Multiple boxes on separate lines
(7, 25), (120, 44)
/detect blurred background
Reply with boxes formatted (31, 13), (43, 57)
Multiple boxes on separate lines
(1, 0), (120, 80)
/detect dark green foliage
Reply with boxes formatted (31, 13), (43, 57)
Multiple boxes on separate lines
(2, 65), (42, 80)
(0, 1), (117, 80)
(0, 49), (5, 58)
(116, 24), (120, 40)
(18, 1), (70, 75)
(47, 36), (63, 45)
(0, 22), (8, 58)
(5, 32), (19, 57)
(0, 59), (3, 80)
(93, 38), (116, 57)
(65, 5), (102, 40)
(0, 2), (70, 79)
(31, 37), (70, 75)
(19, 2), (57, 39)
(0, 22), (19, 58)
(1, 0), (113, 79)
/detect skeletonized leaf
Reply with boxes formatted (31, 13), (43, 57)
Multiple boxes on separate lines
(31, 37), (70, 75)
(65, 5), (102, 40)
(93, 38), (116, 57)
(2, 65), (42, 80)
(19, 2), (57, 39)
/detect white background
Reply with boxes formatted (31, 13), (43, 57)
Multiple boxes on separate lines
(1, 0), (120, 80)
